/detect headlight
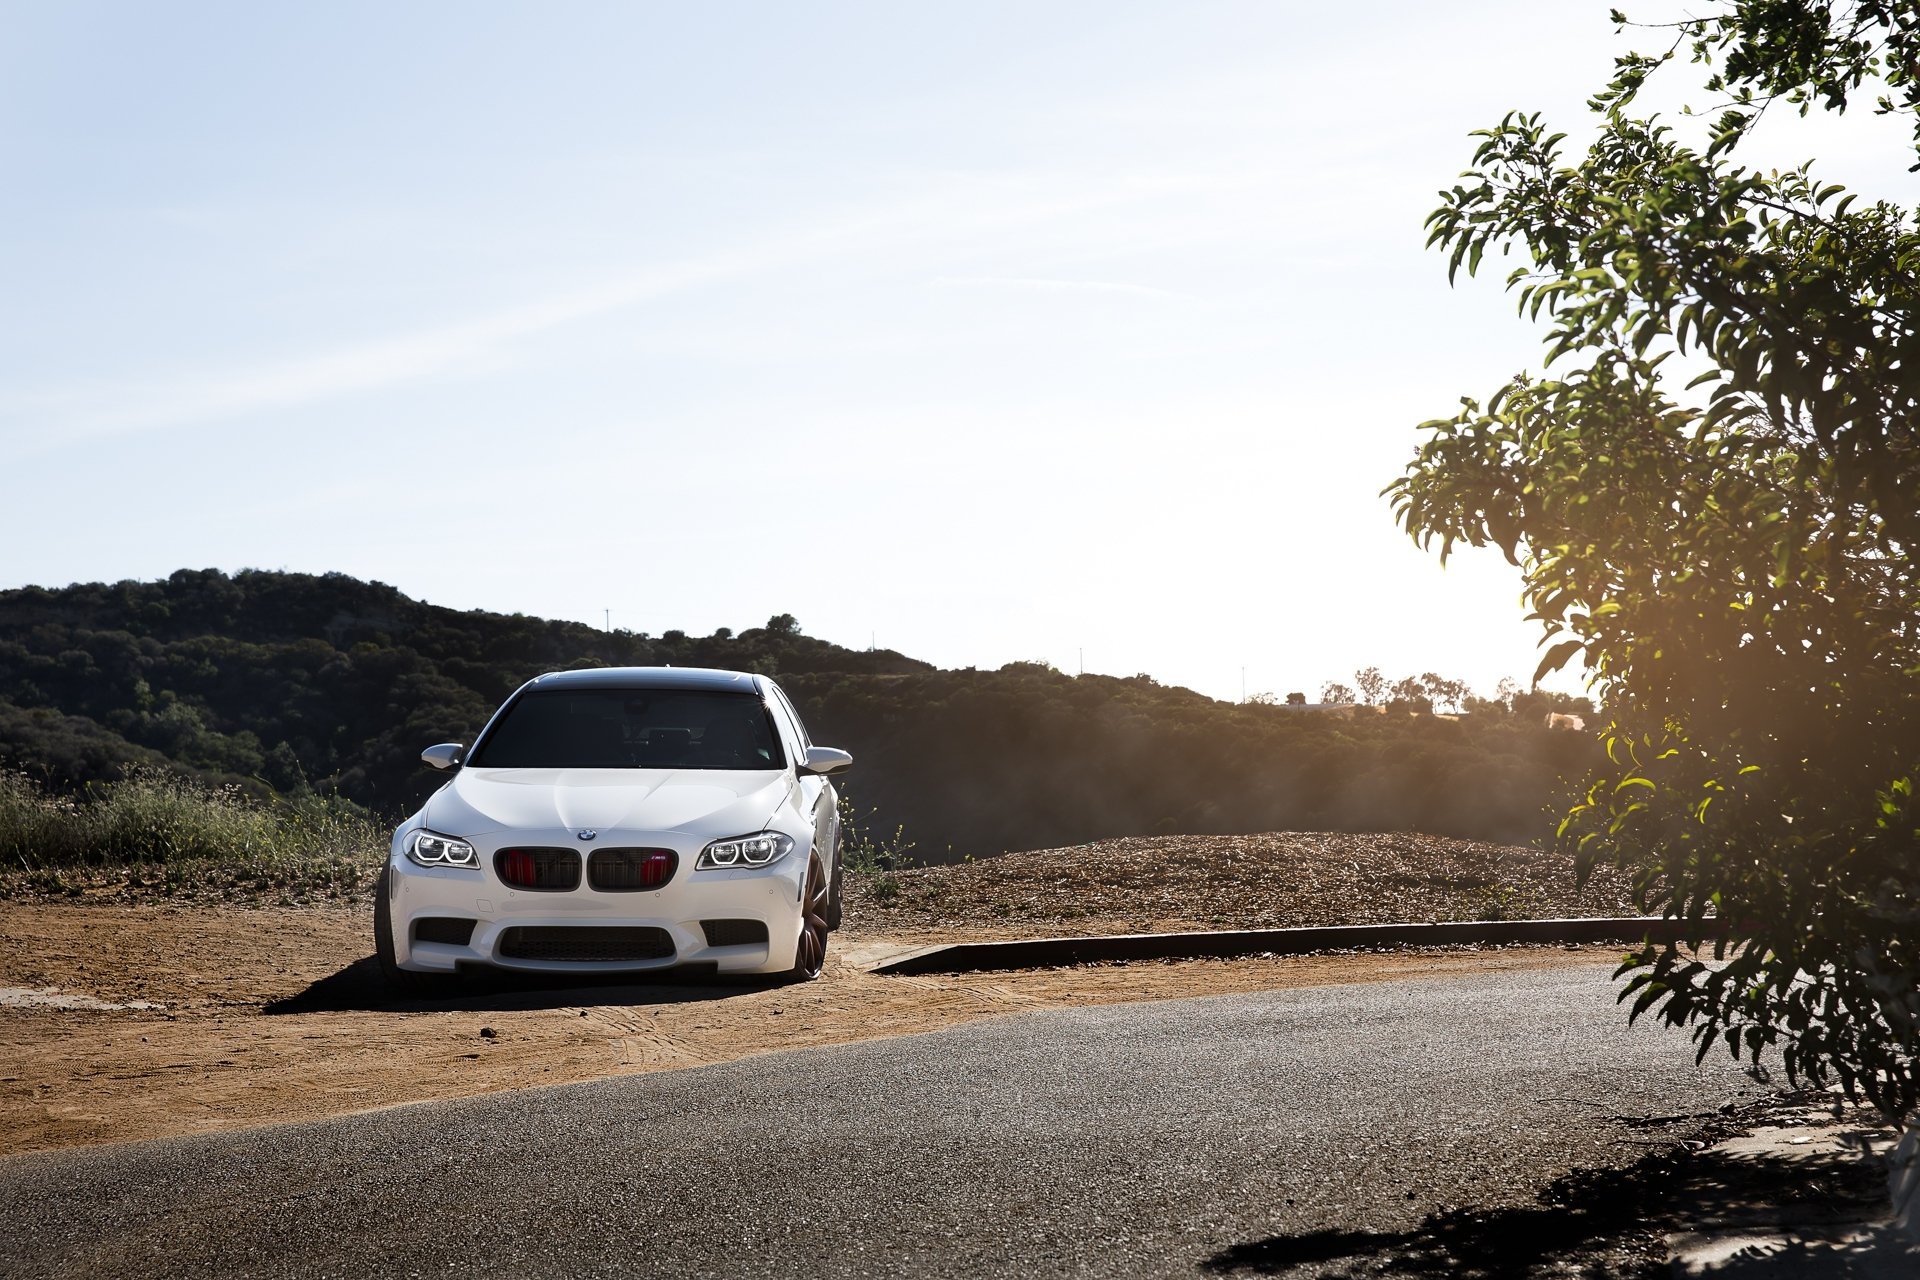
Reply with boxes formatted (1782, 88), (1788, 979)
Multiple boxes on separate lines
(407, 829), (479, 868)
(697, 832), (793, 870)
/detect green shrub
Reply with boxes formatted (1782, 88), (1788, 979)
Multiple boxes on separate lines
(0, 769), (387, 900)
(837, 790), (917, 873)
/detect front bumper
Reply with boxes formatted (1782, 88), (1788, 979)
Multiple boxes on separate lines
(386, 832), (806, 976)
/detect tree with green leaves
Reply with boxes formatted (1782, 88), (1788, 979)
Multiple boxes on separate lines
(1421, 672), (1473, 715)
(1389, 2), (1919, 1122)
(1320, 680), (1358, 705)
(1495, 676), (1524, 712)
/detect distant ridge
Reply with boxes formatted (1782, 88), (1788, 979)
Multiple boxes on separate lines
(0, 568), (1593, 861)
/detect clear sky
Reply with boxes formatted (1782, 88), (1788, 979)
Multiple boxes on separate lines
(2, 3), (1908, 703)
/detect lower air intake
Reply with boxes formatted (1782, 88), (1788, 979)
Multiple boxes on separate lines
(701, 918), (770, 947)
(497, 926), (676, 963)
(412, 917), (477, 946)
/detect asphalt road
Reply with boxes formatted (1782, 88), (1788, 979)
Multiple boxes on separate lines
(3, 964), (1760, 1278)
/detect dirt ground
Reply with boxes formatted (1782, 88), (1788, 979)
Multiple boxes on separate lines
(0, 902), (1624, 1158)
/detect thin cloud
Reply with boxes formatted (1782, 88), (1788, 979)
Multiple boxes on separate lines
(0, 171), (1219, 460)
(0, 251), (758, 458)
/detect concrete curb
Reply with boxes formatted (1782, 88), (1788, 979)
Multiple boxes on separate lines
(871, 916), (1709, 976)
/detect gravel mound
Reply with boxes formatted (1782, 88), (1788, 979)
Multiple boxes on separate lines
(844, 831), (1639, 937)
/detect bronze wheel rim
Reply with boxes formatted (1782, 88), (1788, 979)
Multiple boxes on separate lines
(795, 854), (829, 978)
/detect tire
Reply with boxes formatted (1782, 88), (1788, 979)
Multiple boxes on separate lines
(824, 842), (844, 933)
(786, 852), (831, 982)
(373, 864), (432, 996)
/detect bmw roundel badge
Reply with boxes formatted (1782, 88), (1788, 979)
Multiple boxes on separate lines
(576, 829), (598, 841)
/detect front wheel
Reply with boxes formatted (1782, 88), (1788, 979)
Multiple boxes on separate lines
(786, 853), (830, 982)
(824, 842), (844, 932)
(373, 864), (433, 996)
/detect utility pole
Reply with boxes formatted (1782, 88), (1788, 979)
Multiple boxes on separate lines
(1241, 666), (1247, 703)
(604, 609), (611, 632)
(1078, 647), (1083, 676)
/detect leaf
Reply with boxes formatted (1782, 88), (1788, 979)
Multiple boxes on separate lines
(1532, 641), (1584, 684)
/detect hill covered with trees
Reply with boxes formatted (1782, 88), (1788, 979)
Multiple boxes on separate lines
(0, 569), (1595, 859)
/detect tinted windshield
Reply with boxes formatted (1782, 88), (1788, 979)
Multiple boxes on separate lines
(468, 689), (784, 770)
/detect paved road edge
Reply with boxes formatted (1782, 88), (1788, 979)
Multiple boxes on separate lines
(871, 917), (1709, 975)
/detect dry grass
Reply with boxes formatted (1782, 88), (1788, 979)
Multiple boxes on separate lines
(845, 831), (1639, 937)
(0, 770), (385, 906)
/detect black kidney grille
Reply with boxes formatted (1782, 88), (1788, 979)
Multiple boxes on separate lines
(700, 918), (770, 947)
(495, 847), (581, 891)
(497, 926), (676, 963)
(412, 917), (477, 946)
(588, 847), (678, 892)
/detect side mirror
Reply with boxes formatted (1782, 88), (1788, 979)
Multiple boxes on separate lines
(796, 746), (852, 778)
(421, 743), (466, 771)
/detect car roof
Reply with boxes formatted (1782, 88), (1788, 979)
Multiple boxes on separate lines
(524, 666), (764, 694)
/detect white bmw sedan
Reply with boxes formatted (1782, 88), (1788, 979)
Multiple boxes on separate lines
(375, 666), (851, 989)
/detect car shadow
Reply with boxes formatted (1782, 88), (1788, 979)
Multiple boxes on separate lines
(264, 956), (767, 1016)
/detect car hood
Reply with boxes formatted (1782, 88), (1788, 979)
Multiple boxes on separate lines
(425, 768), (790, 840)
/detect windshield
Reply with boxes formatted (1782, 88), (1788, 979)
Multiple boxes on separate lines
(468, 689), (784, 770)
